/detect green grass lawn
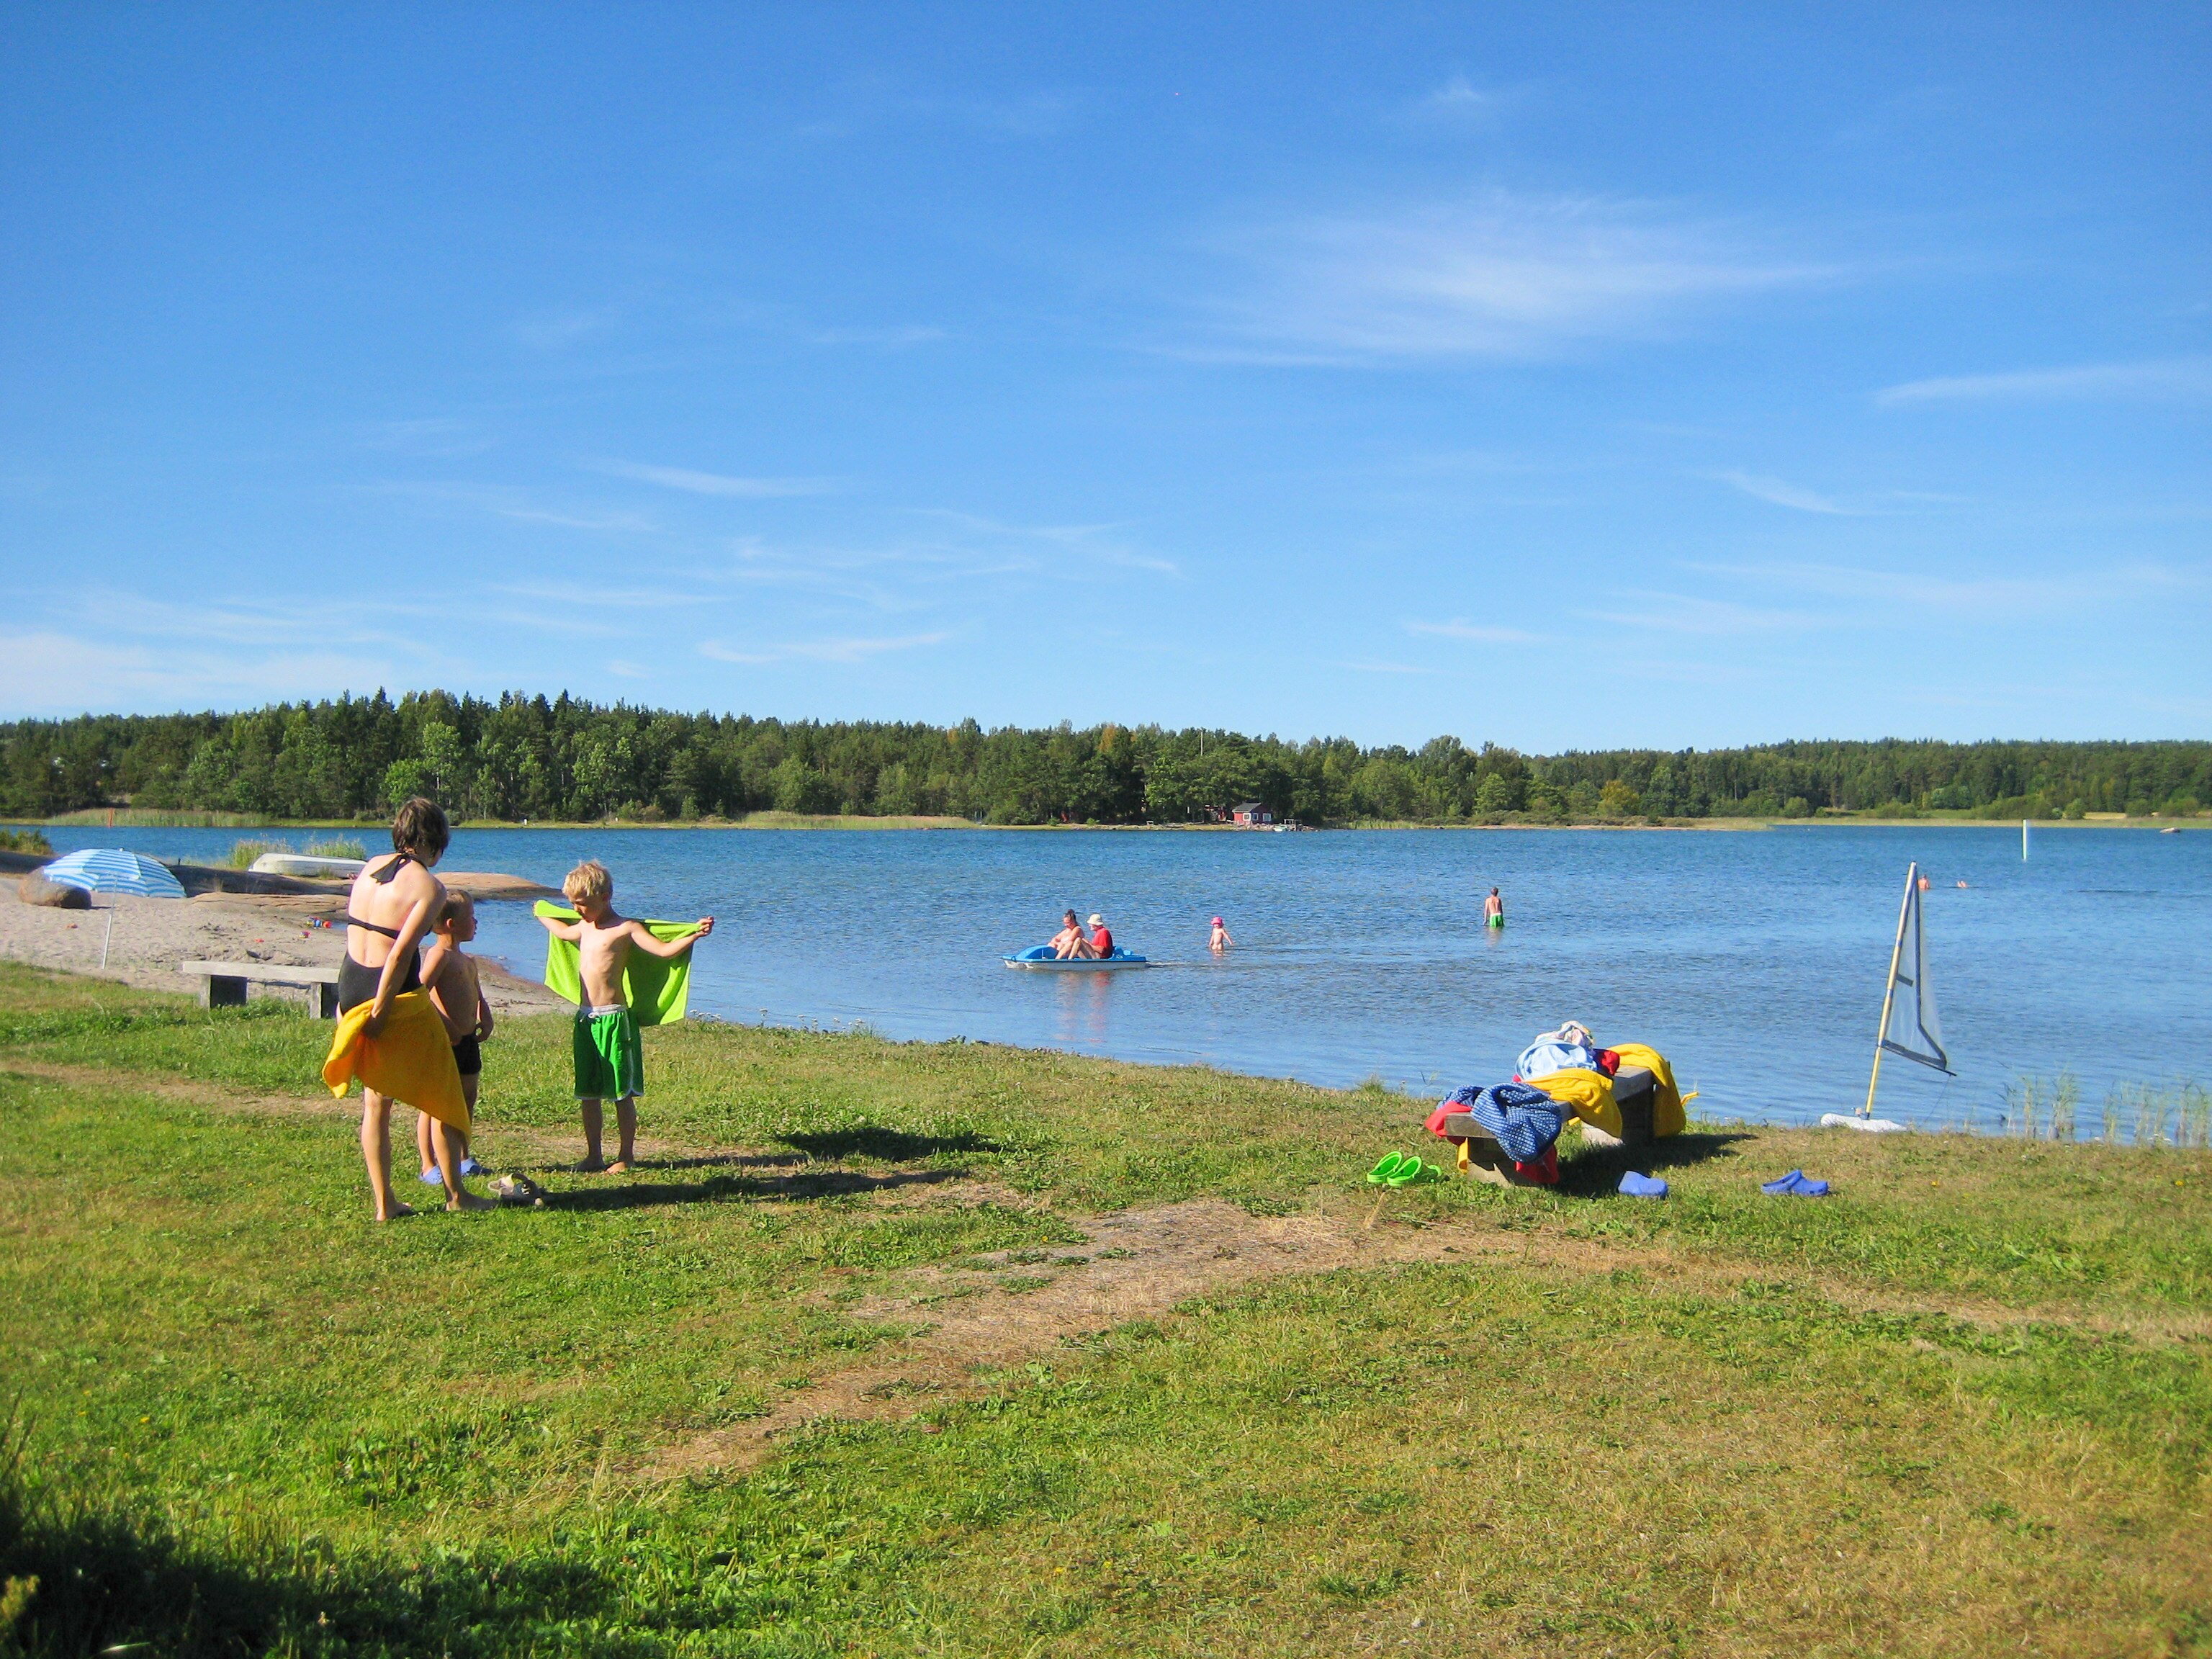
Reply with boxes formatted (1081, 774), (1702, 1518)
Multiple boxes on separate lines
(2, 960), (2208, 1657)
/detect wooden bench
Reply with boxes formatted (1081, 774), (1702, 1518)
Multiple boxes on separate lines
(181, 960), (342, 1018)
(1438, 1067), (1657, 1186)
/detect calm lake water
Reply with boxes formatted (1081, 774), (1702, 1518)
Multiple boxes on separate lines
(19, 823), (2210, 1130)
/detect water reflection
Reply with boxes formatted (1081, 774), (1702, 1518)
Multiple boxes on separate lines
(1048, 968), (1117, 1049)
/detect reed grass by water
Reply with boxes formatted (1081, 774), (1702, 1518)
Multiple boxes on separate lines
(222, 835), (369, 868)
(2003, 1073), (2211, 1148)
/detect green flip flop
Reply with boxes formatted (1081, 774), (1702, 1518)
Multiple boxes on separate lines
(1386, 1157), (1445, 1187)
(1366, 1152), (1413, 1184)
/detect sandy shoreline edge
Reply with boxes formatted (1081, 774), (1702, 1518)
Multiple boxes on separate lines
(1, 876), (567, 1016)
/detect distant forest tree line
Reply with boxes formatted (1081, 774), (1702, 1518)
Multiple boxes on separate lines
(3, 693), (2207, 826)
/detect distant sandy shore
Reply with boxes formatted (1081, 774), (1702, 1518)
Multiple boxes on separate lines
(0, 881), (566, 1015)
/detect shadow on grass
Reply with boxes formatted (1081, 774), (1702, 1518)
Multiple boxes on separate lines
(0, 1468), (613, 1658)
(1554, 1131), (1752, 1198)
(647, 1151), (809, 1172)
(781, 1126), (1003, 1162)
(539, 1165), (968, 1213)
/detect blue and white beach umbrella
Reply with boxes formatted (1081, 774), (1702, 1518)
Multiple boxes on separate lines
(41, 848), (188, 901)
(40, 848), (186, 968)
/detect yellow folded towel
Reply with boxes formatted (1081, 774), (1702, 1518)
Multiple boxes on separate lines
(1529, 1068), (1623, 1139)
(322, 990), (469, 1130)
(1607, 1041), (1687, 1138)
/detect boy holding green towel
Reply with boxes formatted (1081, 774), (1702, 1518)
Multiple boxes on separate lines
(537, 860), (713, 1172)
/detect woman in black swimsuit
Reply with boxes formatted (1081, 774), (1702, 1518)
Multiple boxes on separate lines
(344, 799), (491, 1220)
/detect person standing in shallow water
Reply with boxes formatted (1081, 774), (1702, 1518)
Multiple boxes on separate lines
(1483, 887), (1506, 929)
(340, 797), (494, 1221)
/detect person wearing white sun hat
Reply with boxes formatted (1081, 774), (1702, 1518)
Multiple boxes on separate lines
(1087, 913), (1114, 958)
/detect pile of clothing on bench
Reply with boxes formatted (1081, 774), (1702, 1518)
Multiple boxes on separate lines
(1425, 1021), (1689, 1185)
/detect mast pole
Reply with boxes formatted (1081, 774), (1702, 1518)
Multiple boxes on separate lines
(1863, 863), (1915, 1118)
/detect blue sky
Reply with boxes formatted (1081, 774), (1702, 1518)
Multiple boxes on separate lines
(1, 4), (2206, 747)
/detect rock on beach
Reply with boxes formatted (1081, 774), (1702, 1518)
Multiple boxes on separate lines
(17, 873), (89, 909)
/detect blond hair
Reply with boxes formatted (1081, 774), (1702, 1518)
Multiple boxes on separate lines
(563, 859), (612, 906)
(439, 890), (475, 930)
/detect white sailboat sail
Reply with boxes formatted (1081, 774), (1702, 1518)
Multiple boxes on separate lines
(1879, 873), (1952, 1074)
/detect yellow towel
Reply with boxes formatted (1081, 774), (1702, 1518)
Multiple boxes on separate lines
(1608, 1041), (1687, 1138)
(1530, 1069), (1622, 1139)
(322, 990), (469, 1130)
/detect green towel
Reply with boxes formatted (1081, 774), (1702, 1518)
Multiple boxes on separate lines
(533, 902), (699, 1028)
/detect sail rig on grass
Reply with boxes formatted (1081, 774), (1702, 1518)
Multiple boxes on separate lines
(1863, 861), (1954, 1117)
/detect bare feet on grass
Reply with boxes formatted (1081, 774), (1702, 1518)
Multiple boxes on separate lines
(603, 1160), (631, 1174)
(447, 1190), (499, 1213)
(575, 1157), (607, 1174)
(374, 1201), (415, 1223)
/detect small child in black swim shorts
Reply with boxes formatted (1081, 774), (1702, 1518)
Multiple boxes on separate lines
(416, 891), (494, 1187)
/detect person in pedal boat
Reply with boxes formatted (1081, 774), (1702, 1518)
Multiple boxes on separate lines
(1051, 909), (1098, 958)
(1087, 912), (1113, 957)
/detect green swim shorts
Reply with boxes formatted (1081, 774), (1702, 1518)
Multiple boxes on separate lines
(573, 1004), (645, 1100)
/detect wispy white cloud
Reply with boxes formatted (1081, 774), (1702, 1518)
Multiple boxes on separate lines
(1876, 356), (2212, 405)
(590, 459), (844, 498)
(1406, 619), (1542, 644)
(0, 628), (420, 716)
(68, 591), (448, 660)
(359, 417), (498, 459)
(909, 508), (1182, 577)
(1415, 76), (1496, 117)
(918, 89), (1081, 137)
(1393, 74), (1537, 131)
(1686, 559), (2202, 618)
(1336, 660), (1444, 675)
(512, 305), (623, 351)
(1710, 469), (1856, 516)
(487, 579), (726, 613)
(380, 481), (661, 534)
(803, 324), (950, 348)
(1186, 189), (1837, 364)
(1588, 593), (1816, 635)
(698, 632), (949, 666)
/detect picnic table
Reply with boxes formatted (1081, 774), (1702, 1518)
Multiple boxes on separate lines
(1437, 1066), (1657, 1186)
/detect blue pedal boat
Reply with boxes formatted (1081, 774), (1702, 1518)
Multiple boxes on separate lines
(1002, 944), (1151, 970)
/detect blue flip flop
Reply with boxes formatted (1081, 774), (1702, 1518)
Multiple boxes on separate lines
(1619, 1171), (1668, 1198)
(1763, 1170), (1830, 1197)
(458, 1157), (487, 1177)
(418, 1167), (445, 1187)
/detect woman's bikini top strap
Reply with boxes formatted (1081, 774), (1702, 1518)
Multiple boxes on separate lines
(347, 853), (416, 937)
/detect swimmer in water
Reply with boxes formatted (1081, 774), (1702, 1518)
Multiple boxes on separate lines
(1209, 915), (1233, 951)
(1483, 887), (1505, 929)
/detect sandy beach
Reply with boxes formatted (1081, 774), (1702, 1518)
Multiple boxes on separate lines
(0, 879), (567, 1015)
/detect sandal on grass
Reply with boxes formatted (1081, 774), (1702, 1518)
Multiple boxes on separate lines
(1367, 1153), (1413, 1184)
(1388, 1158), (1446, 1187)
